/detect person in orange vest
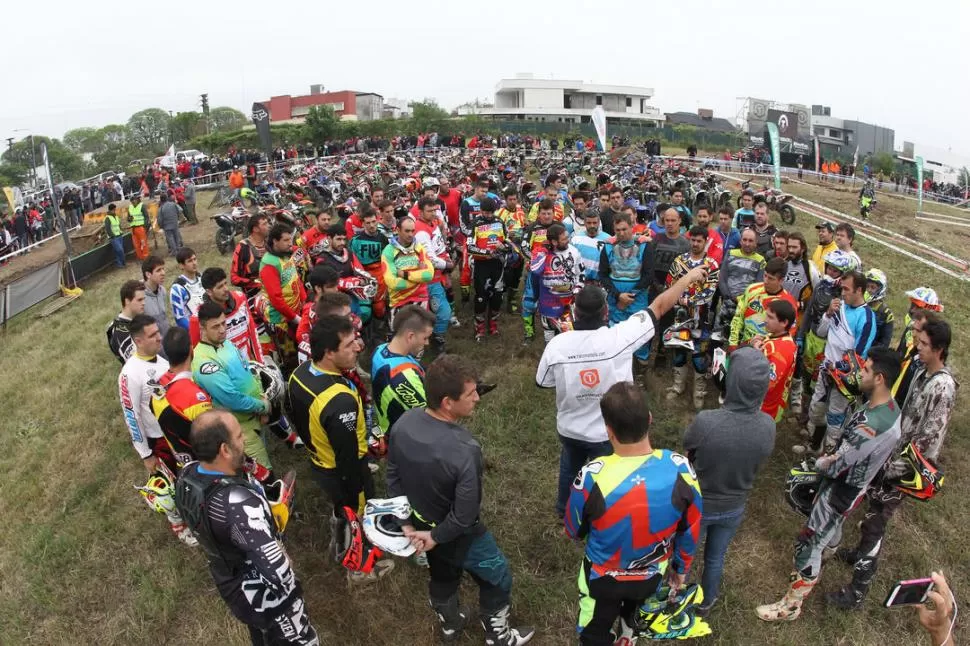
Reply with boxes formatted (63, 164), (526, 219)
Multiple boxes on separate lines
(228, 166), (245, 201)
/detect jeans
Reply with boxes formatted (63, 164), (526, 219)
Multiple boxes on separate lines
(427, 281), (451, 335)
(109, 236), (126, 267)
(163, 227), (183, 255)
(427, 530), (513, 614)
(557, 435), (613, 516)
(698, 506), (746, 605)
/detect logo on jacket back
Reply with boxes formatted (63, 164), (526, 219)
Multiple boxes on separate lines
(580, 369), (601, 388)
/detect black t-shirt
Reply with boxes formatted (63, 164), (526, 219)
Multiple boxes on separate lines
(650, 234), (690, 288)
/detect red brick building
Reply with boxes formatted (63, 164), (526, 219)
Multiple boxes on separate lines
(265, 86), (384, 122)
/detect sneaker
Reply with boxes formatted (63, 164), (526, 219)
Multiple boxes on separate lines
(694, 598), (717, 618)
(348, 559), (395, 584)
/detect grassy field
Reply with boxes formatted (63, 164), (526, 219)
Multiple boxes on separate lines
(0, 190), (966, 646)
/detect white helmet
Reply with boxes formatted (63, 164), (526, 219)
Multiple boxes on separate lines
(362, 496), (415, 557)
(422, 177), (440, 189)
(249, 359), (285, 402)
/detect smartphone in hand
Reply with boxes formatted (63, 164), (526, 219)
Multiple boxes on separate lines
(884, 578), (935, 608)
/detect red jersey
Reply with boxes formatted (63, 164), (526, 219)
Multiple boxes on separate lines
(704, 231), (724, 265)
(760, 333), (797, 422)
(439, 189), (462, 229)
(300, 226), (330, 265)
(189, 291), (264, 362)
(344, 212), (364, 239)
(150, 370), (212, 467)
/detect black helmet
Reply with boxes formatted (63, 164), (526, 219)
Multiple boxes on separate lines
(785, 461), (821, 517)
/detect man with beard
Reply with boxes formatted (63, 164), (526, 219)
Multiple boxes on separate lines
(381, 216), (436, 331)
(711, 228), (765, 342)
(522, 223), (584, 344)
(649, 208), (691, 361)
(298, 209), (332, 266)
(232, 213), (274, 358)
(175, 411), (320, 645)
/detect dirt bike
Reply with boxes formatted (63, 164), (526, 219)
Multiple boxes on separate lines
(860, 195), (877, 219)
(212, 206), (250, 255)
(737, 181), (796, 225)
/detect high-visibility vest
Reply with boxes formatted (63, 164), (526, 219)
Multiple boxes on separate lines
(129, 203), (145, 227)
(105, 213), (121, 237)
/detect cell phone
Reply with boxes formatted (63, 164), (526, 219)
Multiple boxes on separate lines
(884, 578), (934, 608)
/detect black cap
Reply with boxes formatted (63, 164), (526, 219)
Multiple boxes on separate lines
(815, 221), (835, 232)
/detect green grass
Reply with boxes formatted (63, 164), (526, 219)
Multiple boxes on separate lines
(0, 196), (966, 645)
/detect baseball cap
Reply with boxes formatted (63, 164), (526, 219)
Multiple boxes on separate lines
(815, 222), (835, 232)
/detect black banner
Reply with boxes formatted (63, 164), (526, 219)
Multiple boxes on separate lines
(767, 109), (798, 139)
(252, 102), (273, 158)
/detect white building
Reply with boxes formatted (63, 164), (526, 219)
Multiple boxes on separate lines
(898, 141), (970, 185)
(456, 74), (663, 125)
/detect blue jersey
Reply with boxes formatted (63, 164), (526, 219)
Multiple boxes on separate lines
(599, 240), (652, 297)
(570, 230), (610, 281)
(370, 343), (426, 433)
(192, 341), (265, 417)
(566, 450), (702, 596)
(522, 246), (584, 319)
(821, 302), (878, 364)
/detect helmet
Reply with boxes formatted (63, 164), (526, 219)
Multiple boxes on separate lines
(887, 443), (945, 500)
(362, 496), (416, 557)
(134, 462), (177, 515)
(422, 177), (439, 188)
(264, 469), (296, 533)
(864, 268), (888, 303)
(662, 319), (695, 351)
(905, 287), (944, 312)
(827, 351), (865, 400)
(249, 359), (285, 402)
(335, 506), (385, 573)
(635, 583), (712, 639)
(786, 460), (821, 516)
(822, 249), (858, 282)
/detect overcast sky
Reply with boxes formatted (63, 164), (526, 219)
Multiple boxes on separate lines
(3, 0), (968, 155)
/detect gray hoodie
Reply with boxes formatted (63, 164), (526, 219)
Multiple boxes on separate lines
(683, 347), (775, 514)
(143, 282), (171, 340)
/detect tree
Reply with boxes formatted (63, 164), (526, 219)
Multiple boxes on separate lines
(170, 111), (206, 145)
(63, 127), (102, 154)
(1, 136), (89, 183)
(870, 152), (895, 177)
(409, 100), (450, 133)
(0, 162), (28, 187)
(304, 104), (340, 144)
(209, 106), (248, 133)
(958, 167), (970, 193)
(127, 108), (172, 151)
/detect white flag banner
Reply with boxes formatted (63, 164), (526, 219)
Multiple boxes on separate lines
(591, 106), (607, 152)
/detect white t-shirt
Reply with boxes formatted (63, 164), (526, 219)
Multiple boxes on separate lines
(535, 310), (656, 442)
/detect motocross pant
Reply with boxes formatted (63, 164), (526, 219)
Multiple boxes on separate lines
(473, 260), (505, 315)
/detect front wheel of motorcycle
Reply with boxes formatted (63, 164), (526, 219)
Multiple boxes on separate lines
(216, 229), (234, 255)
(779, 204), (796, 225)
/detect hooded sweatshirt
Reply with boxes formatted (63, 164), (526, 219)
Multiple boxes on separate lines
(683, 347), (775, 513)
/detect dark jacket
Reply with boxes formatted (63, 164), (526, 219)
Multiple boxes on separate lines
(683, 347), (775, 513)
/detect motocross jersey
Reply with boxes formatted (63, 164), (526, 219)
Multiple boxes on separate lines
(150, 370), (212, 467)
(413, 217), (450, 282)
(349, 230), (389, 271)
(231, 238), (266, 300)
(106, 314), (135, 364)
(259, 251), (306, 326)
(175, 463), (300, 618)
(717, 249), (766, 301)
(753, 225), (777, 257)
(192, 341), (266, 420)
(521, 221), (555, 259)
(869, 300), (896, 348)
(370, 343), (426, 433)
(599, 240), (653, 299)
(760, 333), (797, 422)
(571, 230), (610, 282)
(817, 301), (877, 364)
(459, 196), (483, 236)
(649, 234), (690, 289)
(466, 216), (508, 261)
(381, 239), (435, 307)
(171, 274), (206, 329)
(728, 283), (798, 346)
(733, 208), (755, 229)
(565, 450), (701, 599)
(189, 291), (263, 362)
(522, 245), (585, 320)
(298, 226), (330, 265)
(497, 205), (526, 243)
(783, 259), (817, 315)
(320, 247), (374, 290)
(703, 231), (725, 265)
(287, 363), (368, 514)
(666, 253), (720, 321)
(119, 353), (170, 459)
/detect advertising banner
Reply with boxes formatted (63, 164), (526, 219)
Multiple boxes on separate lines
(591, 106), (607, 152)
(766, 122), (782, 190)
(916, 156), (924, 213)
(252, 102), (273, 159)
(767, 109), (799, 139)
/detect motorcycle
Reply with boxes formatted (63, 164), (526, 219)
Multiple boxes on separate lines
(212, 206), (250, 255)
(860, 194), (877, 219)
(737, 181), (796, 225)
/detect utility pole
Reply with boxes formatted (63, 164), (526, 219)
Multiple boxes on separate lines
(201, 93), (210, 134)
(5, 137), (12, 154)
